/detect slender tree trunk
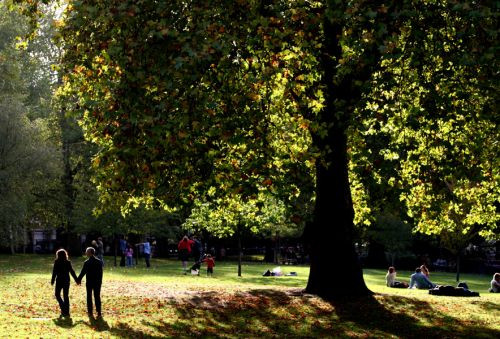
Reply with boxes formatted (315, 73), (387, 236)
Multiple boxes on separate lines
(274, 232), (280, 265)
(456, 253), (460, 282)
(58, 109), (77, 251)
(23, 223), (27, 254)
(9, 224), (15, 254)
(304, 2), (371, 298)
(114, 233), (118, 267)
(237, 231), (242, 277)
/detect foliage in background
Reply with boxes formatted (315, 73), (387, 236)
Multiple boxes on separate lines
(0, 3), (61, 251)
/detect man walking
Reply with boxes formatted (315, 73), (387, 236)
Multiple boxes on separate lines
(77, 247), (103, 318)
(96, 237), (104, 266)
(137, 239), (152, 268)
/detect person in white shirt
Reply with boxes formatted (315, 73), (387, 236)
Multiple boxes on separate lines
(385, 267), (408, 288)
(490, 273), (500, 293)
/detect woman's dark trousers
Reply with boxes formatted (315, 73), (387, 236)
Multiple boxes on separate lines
(55, 282), (70, 316)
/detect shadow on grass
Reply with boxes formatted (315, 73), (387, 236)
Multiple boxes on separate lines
(53, 317), (75, 328)
(328, 294), (496, 338)
(107, 289), (499, 338)
(476, 300), (500, 313)
(89, 316), (110, 332)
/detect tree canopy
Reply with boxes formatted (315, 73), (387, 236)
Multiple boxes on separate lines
(11, 0), (499, 297)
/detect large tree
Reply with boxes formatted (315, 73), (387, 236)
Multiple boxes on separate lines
(14, 0), (498, 299)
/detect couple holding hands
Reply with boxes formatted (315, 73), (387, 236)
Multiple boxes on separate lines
(51, 247), (103, 318)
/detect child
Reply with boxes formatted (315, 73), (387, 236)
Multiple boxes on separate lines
(125, 245), (134, 267)
(203, 254), (215, 277)
(51, 249), (78, 317)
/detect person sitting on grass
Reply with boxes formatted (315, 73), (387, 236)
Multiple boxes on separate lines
(385, 267), (408, 288)
(51, 249), (78, 318)
(489, 273), (500, 293)
(202, 254), (215, 277)
(409, 267), (436, 289)
(420, 264), (430, 278)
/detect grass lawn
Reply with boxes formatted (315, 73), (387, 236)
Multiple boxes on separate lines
(0, 255), (498, 338)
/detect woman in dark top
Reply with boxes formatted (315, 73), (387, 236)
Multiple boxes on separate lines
(51, 249), (78, 317)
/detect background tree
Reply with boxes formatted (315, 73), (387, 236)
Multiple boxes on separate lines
(367, 213), (412, 267)
(0, 4), (61, 252)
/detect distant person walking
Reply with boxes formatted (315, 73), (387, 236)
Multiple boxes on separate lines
(77, 247), (104, 318)
(191, 235), (203, 263)
(51, 249), (78, 317)
(96, 237), (104, 266)
(137, 239), (152, 268)
(119, 236), (127, 267)
(178, 236), (193, 274)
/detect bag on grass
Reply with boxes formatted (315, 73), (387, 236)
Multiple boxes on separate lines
(429, 285), (479, 297)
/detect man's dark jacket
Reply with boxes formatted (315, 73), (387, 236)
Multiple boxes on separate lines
(77, 256), (103, 286)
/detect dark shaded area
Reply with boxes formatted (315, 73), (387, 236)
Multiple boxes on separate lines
(105, 289), (499, 338)
(87, 316), (110, 332)
(53, 317), (76, 328)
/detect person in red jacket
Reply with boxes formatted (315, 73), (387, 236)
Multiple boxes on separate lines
(178, 236), (193, 274)
(203, 254), (215, 277)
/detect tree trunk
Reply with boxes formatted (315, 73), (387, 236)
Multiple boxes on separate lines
(23, 223), (27, 254)
(237, 231), (242, 277)
(9, 224), (15, 254)
(58, 109), (76, 246)
(456, 253), (460, 282)
(274, 232), (280, 265)
(304, 3), (371, 298)
(114, 233), (118, 267)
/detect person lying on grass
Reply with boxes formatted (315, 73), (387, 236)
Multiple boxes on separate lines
(385, 267), (409, 288)
(409, 267), (436, 289)
(490, 273), (500, 293)
(51, 249), (78, 318)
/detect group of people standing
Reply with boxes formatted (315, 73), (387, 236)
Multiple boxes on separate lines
(177, 235), (215, 276)
(118, 237), (152, 268)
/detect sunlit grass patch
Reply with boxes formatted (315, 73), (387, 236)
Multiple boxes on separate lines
(0, 255), (498, 338)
